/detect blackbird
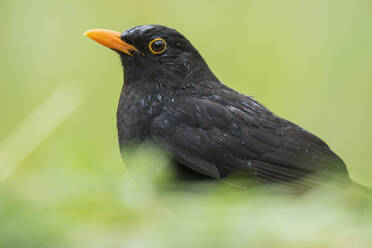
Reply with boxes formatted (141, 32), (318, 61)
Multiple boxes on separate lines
(84, 25), (352, 190)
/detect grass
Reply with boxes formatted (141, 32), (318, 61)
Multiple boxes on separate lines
(1, 144), (372, 247)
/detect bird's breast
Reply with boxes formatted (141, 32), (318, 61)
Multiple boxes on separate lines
(116, 90), (165, 149)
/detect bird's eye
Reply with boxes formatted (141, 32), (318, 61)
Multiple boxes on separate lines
(149, 38), (167, 54)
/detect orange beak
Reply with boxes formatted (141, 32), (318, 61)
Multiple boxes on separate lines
(84, 29), (138, 55)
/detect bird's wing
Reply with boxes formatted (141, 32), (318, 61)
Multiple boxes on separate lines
(150, 94), (348, 186)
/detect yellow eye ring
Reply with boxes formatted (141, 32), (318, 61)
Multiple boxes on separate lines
(149, 38), (167, 54)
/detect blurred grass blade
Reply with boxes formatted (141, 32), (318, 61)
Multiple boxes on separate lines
(0, 85), (82, 182)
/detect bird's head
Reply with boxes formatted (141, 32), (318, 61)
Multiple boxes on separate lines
(84, 25), (216, 87)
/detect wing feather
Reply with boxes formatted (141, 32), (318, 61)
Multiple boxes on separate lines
(150, 92), (348, 188)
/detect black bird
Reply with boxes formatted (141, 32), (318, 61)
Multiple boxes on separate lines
(84, 25), (352, 190)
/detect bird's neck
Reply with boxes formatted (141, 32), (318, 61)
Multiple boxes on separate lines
(122, 54), (218, 89)
(117, 56), (219, 148)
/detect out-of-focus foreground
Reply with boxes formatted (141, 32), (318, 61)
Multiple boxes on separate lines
(1, 144), (372, 248)
(0, 0), (372, 247)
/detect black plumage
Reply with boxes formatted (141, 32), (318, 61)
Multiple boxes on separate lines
(86, 25), (351, 189)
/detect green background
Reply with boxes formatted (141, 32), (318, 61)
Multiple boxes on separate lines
(0, 0), (372, 247)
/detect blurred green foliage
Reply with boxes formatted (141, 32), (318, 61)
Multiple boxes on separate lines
(0, 0), (372, 247)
